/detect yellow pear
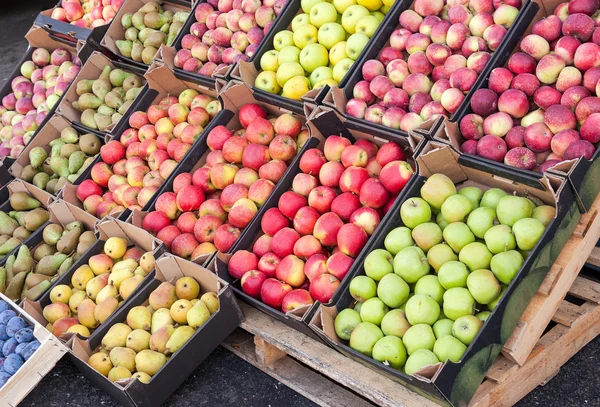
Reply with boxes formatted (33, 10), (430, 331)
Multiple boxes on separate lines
(77, 298), (99, 329)
(108, 268), (134, 289)
(134, 266), (148, 276)
(95, 283), (118, 305)
(135, 349), (167, 376)
(200, 292), (219, 314)
(102, 323), (132, 350)
(104, 237), (128, 259)
(50, 284), (72, 304)
(69, 290), (87, 314)
(120, 275), (145, 300)
(165, 326), (195, 355)
(108, 366), (132, 382)
(110, 346), (137, 372)
(132, 371), (151, 384)
(112, 258), (138, 271)
(127, 329), (151, 352)
(85, 273), (110, 301)
(175, 277), (200, 300)
(89, 253), (113, 275)
(88, 352), (113, 376)
(186, 300), (211, 329)
(67, 324), (91, 337)
(43, 302), (70, 324)
(151, 308), (174, 334)
(170, 299), (193, 325)
(71, 265), (94, 290)
(140, 252), (155, 273)
(94, 297), (120, 324)
(148, 282), (177, 311)
(149, 325), (174, 353)
(127, 306), (152, 331)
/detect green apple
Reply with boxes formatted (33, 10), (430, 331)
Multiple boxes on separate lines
(345, 32), (370, 59)
(335, 308), (362, 340)
(532, 205), (555, 227)
(480, 188), (508, 209)
(426, 243), (457, 272)
(349, 322), (383, 356)
(433, 319), (454, 339)
(301, 0), (327, 13)
(254, 71), (282, 94)
(282, 76), (311, 100)
(421, 173), (457, 210)
(341, 5), (370, 34)
(436, 212), (449, 230)
(393, 246), (430, 283)
(377, 273), (410, 308)
(438, 261), (469, 290)
(333, 0), (357, 13)
(512, 217), (545, 251)
(278, 46), (302, 65)
(414, 275), (445, 305)
(293, 24), (318, 49)
(405, 294), (440, 325)
(354, 301), (363, 313)
(371, 10), (385, 21)
(443, 287), (475, 320)
(318, 22), (346, 49)
(411, 222), (442, 252)
(496, 195), (533, 226)
(484, 224), (516, 254)
(487, 285), (507, 311)
(355, 15), (380, 37)
(273, 30), (295, 51)
(466, 269), (501, 304)
(466, 207), (496, 239)
(331, 58), (353, 82)
(309, 2), (338, 28)
(476, 311), (491, 322)
(384, 226), (414, 255)
(490, 250), (523, 284)
(400, 197), (432, 228)
(441, 194), (473, 223)
(329, 41), (349, 65)
(309, 66), (333, 87)
(373, 336), (407, 369)
(405, 349), (439, 376)
(276, 61), (305, 87)
(398, 293), (413, 312)
(452, 315), (483, 345)
(300, 43), (329, 73)
(433, 335), (467, 362)
(458, 186), (483, 209)
(360, 297), (389, 325)
(381, 309), (411, 338)
(364, 249), (393, 281)
(402, 324), (436, 355)
(292, 13), (311, 31)
(260, 50), (280, 71)
(314, 78), (339, 88)
(459, 242), (492, 271)
(442, 222), (475, 253)
(349, 275), (377, 302)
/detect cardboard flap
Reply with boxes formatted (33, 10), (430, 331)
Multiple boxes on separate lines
(7, 179), (55, 208)
(144, 63), (218, 99)
(48, 199), (99, 232)
(25, 26), (77, 53)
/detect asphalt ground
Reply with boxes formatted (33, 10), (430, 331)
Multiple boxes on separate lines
(2, 1), (599, 406)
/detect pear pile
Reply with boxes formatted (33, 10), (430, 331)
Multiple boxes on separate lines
(0, 192), (50, 261)
(42, 237), (155, 339)
(1, 220), (95, 303)
(20, 127), (102, 194)
(88, 276), (218, 383)
(117, 2), (189, 65)
(73, 66), (144, 132)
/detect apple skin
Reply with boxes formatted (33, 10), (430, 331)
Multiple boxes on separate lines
(313, 212), (344, 247)
(241, 270), (267, 298)
(299, 148), (327, 174)
(350, 207), (381, 236)
(271, 227), (301, 258)
(337, 223), (368, 257)
(293, 206), (321, 236)
(309, 273), (340, 303)
(261, 207), (289, 236)
(327, 252), (354, 280)
(276, 254), (306, 287)
(261, 278), (293, 310)
(379, 161), (413, 194)
(229, 250), (259, 279)
(281, 289), (314, 312)
(331, 192), (361, 222)
(278, 191), (307, 219)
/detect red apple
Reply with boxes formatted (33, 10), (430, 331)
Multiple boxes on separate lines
(271, 227), (300, 258)
(330, 192), (361, 222)
(142, 211), (171, 234)
(327, 252), (354, 280)
(257, 252), (280, 278)
(101, 140), (125, 164)
(309, 274), (340, 303)
(253, 234), (273, 257)
(359, 178), (391, 208)
(308, 186), (336, 214)
(214, 223), (241, 252)
(229, 250), (259, 279)
(156, 225), (181, 249)
(379, 161), (413, 194)
(260, 278), (293, 310)
(299, 148), (327, 175)
(241, 270), (267, 298)
(293, 206), (320, 236)
(261, 207), (289, 236)
(239, 103), (267, 128)
(278, 191), (307, 219)
(313, 212), (344, 247)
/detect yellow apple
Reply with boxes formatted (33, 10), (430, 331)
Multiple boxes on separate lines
(300, 43), (329, 73)
(329, 41), (349, 65)
(293, 24), (318, 49)
(357, 0), (383, 11)
(255, 71), (282, 94)
(260, 50), (280, 71)
(292, 13), (311, 31)
(333, 0), (357, 14)
(309, 66), (334, 86)
(342, 5), (370, 34)
(301, 0), (327, 13)
(355, 15), (380, 37)
(283, 76), (311, 100)
(314, 78), (339, 89)
(346, 32), (370, 60)
(318, 22), (346, 49)
(274, 30), (294, 51)
(332, 58), (354, 82)
(277, 62), (306, 87)
(309, 2), (338, 28)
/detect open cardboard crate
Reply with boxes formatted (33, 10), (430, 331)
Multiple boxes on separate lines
(309, 143), (582, 406)
(0, 180), (55, 267)
(68, 254), (243, 407)
(0, 292), (69, 407)
(0, 26), (86, 170)
(60, 63), (223, 222)
(100, 0), (192, 71)
(129, 79), (312, 265)
(9, 115), (106, 196)
(29, 217), (165, 344)
(211, 106), (426, 338)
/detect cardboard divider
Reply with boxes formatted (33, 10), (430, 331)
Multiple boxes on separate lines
(0, 292), (69, 406)
(308, 143), (581, 407)
(56, 51), (149, 136)
(100, 0), (192, 70)
(213, 106), (426, 337)
(67, 254), (243, 407)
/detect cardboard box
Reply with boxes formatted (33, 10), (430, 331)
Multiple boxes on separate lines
(129, 79), (311, 265)
(56, 51), (149, 136)
(31, 218), (165, 343)
(100, 0), (192, 69)
(212, 106), (426, 338)
(0, 26), (85, 170)
(68, 254), (243, 407)
(309, 143), (581, 407)
(0, 180), (55, 267)
(0, 292), (69, 407)
(9, 115), (105, 196)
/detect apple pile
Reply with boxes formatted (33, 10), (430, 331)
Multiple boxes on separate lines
(254, 0), (393, 100)
(50, 0), (124, 29)
(0, 48), (80, 159)
(333, 173), (554, 375)
(174, 0), (287, 76)
(459, 2), (600, 172)
(345, 0), (523, 131)
(140, 103), (306, 261)
(230, 135), (414, 312)
(75, 89), (220, 219)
